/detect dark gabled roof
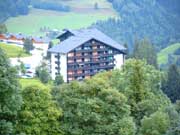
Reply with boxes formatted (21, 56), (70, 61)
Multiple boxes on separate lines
(56, 29), (81, 39)
(49, 28), (126, 53)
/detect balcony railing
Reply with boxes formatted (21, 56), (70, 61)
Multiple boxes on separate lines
(67, 64), (115, 77)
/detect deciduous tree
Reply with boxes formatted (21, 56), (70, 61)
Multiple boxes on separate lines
(0, 48), (22, 135)
(16, 85), (63, 135)
(0, 24), (7, 34)
(52, 79), (136, 135)
(140, 111), (170, 135)
(23, 38), (34, 54)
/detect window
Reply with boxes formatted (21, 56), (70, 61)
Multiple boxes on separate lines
(55, 72), (60, 75)
(55, 55), (60, 58)
(75, 47), (81, 51)
(76, 53), (82, 57)
(93, 52), (98, 56)
(77, 59), (82, 63)
(93, 45), (97, 49)
(85, 58), (90, 62)
(108, 50), (113, 54)
(68, 60), (74, 63)
(55, 67), (60, 70)
(68, 71), (74, 75)
(68, 53), (74, 57)
(55, 61), (60, 65)
(100, 45), (105, 49)
(84, 46), (91, 50)
(77, 70), (82, 74)
(68, 77), (73, 81)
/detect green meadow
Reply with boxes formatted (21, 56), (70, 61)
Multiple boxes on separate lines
(5, 0), (117, 35)
(19, 78), (52, 89)
(158, 43), (180, 65)
(0, 43), (30, 58)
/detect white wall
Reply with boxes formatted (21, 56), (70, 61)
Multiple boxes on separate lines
(50, 53), (67, 82)
(51, 53), (57, 80)
(114, 54), (124, 69)
(7, 40), (23, 45)
(34, 43), (49, 57)
(59, 54), (67, 82)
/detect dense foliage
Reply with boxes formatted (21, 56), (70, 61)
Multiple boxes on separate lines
(162, 64), (180, 103)
(53, 79), (136, 135)
(132, 38), (158, 68)
(23, 38), (34, 54)
(93, 0), (180, 51)
(36, 62), (51, 84)
(168, 47), (180, 67)
(0, 0), (70, 22)
(16, 85), (63, 135)
(52, 59), (172, 134)
(54, 75), (64, 86)
(31, 0), (70, 12)
(0, 47), (22, 134)
(0, 0), (29, 22)
(0, 24), (7, 34)
(1, 48), (180, 134)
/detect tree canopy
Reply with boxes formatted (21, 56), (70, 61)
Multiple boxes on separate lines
(0, 0), (29, 22)
(23, 38), (34, 54)
(52, 80), (136, 135)
(52, 59), (171, 135)
(132, 38), (158, 68)
(0, 47), (22, 135)
(162, 64), (180, 102)
(16, 85), (63, 135)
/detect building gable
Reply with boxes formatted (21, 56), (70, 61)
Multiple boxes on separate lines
(57, 30), (75, 42)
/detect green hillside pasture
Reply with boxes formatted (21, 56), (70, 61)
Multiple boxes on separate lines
(6, 7), (117, 35)
(62, 0), (116, 12)
(158, 43), (180, 65)
(19, 78), (45, 88)
(0, 43), (30, 58)
(19, 78), (52, 89)
(38, 0), (116, 13)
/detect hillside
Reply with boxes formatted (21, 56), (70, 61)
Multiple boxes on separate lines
(4, 0), (117, 35)
(93, 0), (180, 51)
(0, 43), (30, 58)
(158, 43), (180, 68)
(0, 0), (29, 22)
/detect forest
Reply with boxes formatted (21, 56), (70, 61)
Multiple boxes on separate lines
(0, 0), (70, 23)
(93, 0), (180, 51)
(0, 0), (180, 134)
(0, 0), (29, 22)
(31, 0), (70, 12)
(1, 41), (180, 134)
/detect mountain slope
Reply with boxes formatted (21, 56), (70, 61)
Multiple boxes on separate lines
(93, 0), (180, 51)
(0, 0), (29, 22)
(158, 43), (180, 68)
(4, 0), (117, 35)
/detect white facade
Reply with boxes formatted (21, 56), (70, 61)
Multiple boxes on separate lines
(33, 43), (49, 57)
(51, 53), (57, 80)
(114, 54), (124, 69)
(50, 53), (67, 82)
(59, 54), (67, 82)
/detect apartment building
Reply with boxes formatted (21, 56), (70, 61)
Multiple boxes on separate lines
(48, 28), (126, 82)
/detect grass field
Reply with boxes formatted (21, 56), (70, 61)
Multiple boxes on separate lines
(0, 43), (30, 58)
(19, 78), (47, 89)
(158, 43), (180, 65)
(5, 0), (117, 35)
